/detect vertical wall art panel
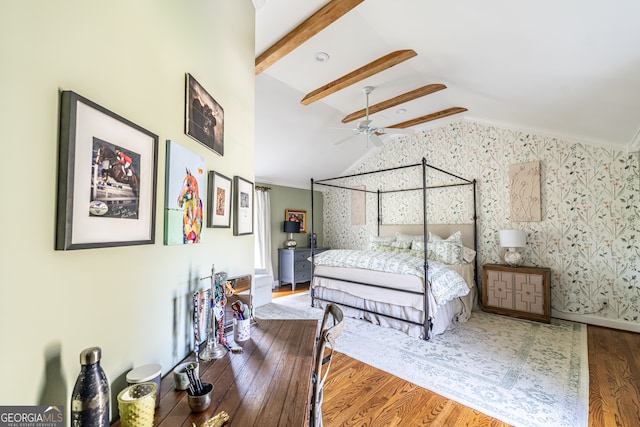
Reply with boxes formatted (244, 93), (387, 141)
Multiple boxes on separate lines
(165, 140), (205, 245)
(351, 186), (366, 225)
(509, 161), (541, 222)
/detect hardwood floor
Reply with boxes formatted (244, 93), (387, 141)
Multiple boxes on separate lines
(271, 284), (640, 426)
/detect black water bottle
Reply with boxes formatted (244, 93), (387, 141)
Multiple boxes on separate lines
(71, 346), (110, 427)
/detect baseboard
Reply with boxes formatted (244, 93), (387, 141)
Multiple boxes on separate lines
(552, 310), (640, 333)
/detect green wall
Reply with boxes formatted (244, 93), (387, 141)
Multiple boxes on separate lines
(0, 0), (255, 420)
(258, 183), (324, 280)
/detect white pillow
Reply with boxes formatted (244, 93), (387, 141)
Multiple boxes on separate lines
(369, 235), (396, 250)
(395, 232), (424, 243)
(463, 246), (476, 263)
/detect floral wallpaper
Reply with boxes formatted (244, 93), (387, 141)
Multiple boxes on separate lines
(322, 121), (640, 325)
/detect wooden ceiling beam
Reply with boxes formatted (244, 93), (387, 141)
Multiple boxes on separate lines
(341, 83), (447, 123)
(387, 107), (468, 128)
(300, 49), (417, 105)
(255, 0), (365, 75)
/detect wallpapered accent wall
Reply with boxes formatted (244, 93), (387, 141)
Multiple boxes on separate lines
(322, 121), (640, 324)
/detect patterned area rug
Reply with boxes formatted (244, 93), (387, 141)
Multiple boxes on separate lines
(255, 292), (588, 427)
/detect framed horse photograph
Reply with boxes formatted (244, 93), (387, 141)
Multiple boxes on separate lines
(164, 140), (206, 245)
(56, 91), (158, 250)
(185, 73), (224, 156)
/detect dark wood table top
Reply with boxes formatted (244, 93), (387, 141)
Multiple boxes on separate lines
(112, 318), (318, 427)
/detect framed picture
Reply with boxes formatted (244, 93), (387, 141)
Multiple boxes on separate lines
(164, 140), (205, 245)
(285, 209), (307, 233)
(233, 176), (254, 236)
(56, 91), (158, 250)
(207, 171), (232, 228)
(185, 73), (224, 156)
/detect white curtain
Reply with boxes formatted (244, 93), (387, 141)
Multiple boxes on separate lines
(254, 188), (274, 277)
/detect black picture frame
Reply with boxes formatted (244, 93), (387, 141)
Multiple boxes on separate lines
(233, 176), (254, 236)
(185, 73), (224, 156)
(56, 91), (158, 250)
(207, 171), (232, 228)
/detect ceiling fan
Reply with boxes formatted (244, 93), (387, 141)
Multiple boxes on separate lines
(334, 86), (414, 147)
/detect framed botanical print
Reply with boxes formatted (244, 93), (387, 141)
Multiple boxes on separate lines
(207, 171), (232, 228)
(233, 176), (254, 236)
(56, 90), (158, 250)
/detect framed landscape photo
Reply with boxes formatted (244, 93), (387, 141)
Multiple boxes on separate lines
(185, 73), (224, 156)
(285, 209), (307, 233)
(207, 170), (232, 228)
(56, 90), (158, 250)
(233, 176), (254, 236)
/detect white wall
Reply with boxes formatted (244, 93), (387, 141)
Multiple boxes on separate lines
(0, 0), (255, 419)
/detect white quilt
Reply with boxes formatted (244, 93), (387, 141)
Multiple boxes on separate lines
(311, 249), (469, 305)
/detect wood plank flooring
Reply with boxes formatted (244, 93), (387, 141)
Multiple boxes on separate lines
(272, 284), (640, 426)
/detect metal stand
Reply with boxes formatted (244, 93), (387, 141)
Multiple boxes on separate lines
(199, 266), (227, 360)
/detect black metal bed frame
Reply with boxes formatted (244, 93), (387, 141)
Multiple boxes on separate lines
(310, 158), (477, 340)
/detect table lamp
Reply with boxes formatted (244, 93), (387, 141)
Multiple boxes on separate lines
(283, 221), (300, 248)
(499, 229), (526, 267)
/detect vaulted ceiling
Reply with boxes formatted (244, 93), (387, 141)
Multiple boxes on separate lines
(254, 0), (640, 188)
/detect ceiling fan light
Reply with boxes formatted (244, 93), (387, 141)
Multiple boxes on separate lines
(314, 52), (330, 63)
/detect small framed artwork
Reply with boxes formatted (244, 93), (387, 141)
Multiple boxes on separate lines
(285, 209), (307, 233)
(233, 176), (254, 236)
(207, 171), (232, 228)
(56, 91), (158, 250)
(165, 140), (205, 245)
(185, 73), (224, 156)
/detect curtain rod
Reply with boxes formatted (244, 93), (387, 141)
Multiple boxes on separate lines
(255, 185), (271, 191)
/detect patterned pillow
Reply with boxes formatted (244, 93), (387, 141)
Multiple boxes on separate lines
(390, 240), (412, 249)
(369, 235), (396, 250)
(427, 231), (464, 264)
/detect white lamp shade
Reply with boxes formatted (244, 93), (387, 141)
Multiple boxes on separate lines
(499, 229), (526, 248)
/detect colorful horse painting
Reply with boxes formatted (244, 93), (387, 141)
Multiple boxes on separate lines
(177, 168), (203, 244)
(96, 145), (139, 196)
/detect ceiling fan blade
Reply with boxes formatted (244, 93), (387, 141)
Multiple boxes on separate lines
(379, 127), (415, 135)
(334, 133), (359, 145)
(369, 134), (384, 147)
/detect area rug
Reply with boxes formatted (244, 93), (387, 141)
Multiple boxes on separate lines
(255, 292), (589, 427)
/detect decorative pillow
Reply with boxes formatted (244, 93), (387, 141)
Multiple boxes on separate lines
(369, 235), (396, 250)
(463, 246), (476, 263)
(390, 240), (412, 249)
(395, 232), (424, 243)
(426, 230), (464, 264)
(411, 241), (425, 251)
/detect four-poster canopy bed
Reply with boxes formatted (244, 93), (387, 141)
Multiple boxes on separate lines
(309, 158), (478, 340)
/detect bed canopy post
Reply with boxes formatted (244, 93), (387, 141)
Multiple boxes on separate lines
(310, 178), (316, 308)
(472, 178), (480, 303)
(377, 189), (381, 236)
(422, 157), (431, 340)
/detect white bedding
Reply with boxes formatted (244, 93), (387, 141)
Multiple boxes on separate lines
(311, 259), (476, 338)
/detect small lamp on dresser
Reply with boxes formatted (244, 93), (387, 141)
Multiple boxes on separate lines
(499, 229), (526, 267)
(283, 220), (300, 248)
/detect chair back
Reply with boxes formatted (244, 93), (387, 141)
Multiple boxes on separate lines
(311, 303), (344, 427)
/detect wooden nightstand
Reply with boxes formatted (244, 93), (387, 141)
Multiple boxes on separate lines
(278, 247), (329, 291)
(482, 264), (551, 323)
